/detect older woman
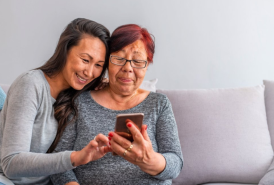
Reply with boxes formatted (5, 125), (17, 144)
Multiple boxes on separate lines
(50, 24), (183, 185)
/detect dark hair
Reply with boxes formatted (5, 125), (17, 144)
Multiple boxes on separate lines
(37, 18), (110, 153)
(109, 24), (155, 63)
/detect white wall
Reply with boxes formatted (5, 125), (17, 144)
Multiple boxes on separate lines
(0, 0), (274, 89)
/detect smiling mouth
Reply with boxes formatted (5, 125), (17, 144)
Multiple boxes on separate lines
(76, 73), (87, 83)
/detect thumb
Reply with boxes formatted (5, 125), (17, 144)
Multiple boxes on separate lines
(141, 125), (150, 141)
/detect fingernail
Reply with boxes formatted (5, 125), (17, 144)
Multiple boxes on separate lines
(145, 125), (147, 130)
(109, 142), (111, 146)
(96, 147), (99, 151)
(108, 136), (111, 140)
(109, 133), (113, 137)
(127, 123), (132, 127)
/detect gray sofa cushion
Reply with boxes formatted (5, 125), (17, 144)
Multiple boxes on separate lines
(158, 86), (273, 185)
(263, 80), (274, 151)
(258, 80), (274, 185)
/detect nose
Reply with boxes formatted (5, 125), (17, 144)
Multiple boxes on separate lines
(121, 60), (133, 73)
(83, 65), (94, 78)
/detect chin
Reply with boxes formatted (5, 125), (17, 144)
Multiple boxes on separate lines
(119, 87), (134, 94)
(71, 83), (85, 91)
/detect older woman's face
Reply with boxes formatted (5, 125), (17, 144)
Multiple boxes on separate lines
(108, 40), (148, 95)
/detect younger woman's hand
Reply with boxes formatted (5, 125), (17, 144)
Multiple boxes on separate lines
(70, 133), (112, 167)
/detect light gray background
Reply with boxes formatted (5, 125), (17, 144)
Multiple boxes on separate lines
(0, 0), (274, 89)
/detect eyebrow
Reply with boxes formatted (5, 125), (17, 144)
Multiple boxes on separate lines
(120, 49), (142, 55)
(133, 51), (142, 54)
(81, 53), (105, 63)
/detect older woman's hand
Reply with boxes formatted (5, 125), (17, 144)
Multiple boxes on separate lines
(108, 122), (166, 176)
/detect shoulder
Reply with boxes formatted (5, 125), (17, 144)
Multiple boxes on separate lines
(76, 91), (92, 105)
(148, 91), (170, 105)
(11, 70), (46, 88)
(8, 70), (47, 96)
(139, 92), (171, 114)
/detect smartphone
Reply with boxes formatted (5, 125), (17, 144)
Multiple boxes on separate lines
(115, 113), (144, 142)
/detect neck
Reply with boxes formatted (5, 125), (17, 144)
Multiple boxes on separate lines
(43, 72), (70, 99)
(107, 86), (138, 104)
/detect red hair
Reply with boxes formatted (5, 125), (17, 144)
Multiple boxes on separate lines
(110, 24), (155, 63)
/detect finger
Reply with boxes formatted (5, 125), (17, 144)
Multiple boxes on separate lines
(102, 78), (109, 83)
(95, 82), (103, 90)
(141, 125), (150, 141)
(95, 133), (110, 147)
(109, 132), (132, 150)
(110, 139), (134, 159)
(126, 120), (143, 143)
(98, 83), (107, 90)
(102, 146), (112, 153)
(84, 140), (99, 152)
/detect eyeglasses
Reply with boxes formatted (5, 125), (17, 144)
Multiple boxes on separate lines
(110, 55), (147, 69)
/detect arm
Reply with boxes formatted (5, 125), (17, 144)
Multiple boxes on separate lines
(50, 115), (79, 185)
(51, 112), (112, 185)
(1, 75), (74, 178)
(153, 96), (183, 180)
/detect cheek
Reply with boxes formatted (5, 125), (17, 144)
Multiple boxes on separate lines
(94, 68), (103, 78)
(135, 69), (147, 80)
(109, 67), (120, 81)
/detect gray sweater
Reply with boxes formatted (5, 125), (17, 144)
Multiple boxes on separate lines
(50, 91), (183, 185)
(0, 70), (74, 185)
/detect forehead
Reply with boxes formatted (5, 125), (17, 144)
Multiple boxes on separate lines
(121, 40), (147, 57)
(77, 36), (102, 49)
(74, 36), (106, 57)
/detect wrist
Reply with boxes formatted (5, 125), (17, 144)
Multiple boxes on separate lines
(140, 152), (166, 176)
(70, 151), (81, 167)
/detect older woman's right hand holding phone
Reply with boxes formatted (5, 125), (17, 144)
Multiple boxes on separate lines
(108, 120), (166, 176)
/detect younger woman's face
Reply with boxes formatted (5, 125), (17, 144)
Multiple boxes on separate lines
(62, 36), (106, 90)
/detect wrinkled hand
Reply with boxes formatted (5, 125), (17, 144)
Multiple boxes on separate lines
(71, 133), (112, 167)
(95, 78), (109, 90)
(108, 121), (166, 175)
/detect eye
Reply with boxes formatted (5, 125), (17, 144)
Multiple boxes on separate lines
(133, 60), (141, 63)
(82, 59), (89, 63)
(96, 64), (103, 67)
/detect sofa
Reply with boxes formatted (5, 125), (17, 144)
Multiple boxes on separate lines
(0, 80), (274, 185)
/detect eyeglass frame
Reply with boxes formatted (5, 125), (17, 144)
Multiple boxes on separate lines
(109, 55), (148, 69)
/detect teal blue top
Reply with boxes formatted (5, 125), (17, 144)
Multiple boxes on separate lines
(0, 86), (6, 110)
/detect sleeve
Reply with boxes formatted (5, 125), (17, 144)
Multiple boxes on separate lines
(50, 115), (79, 185)
(153, 95), (183, 180)
(1, 74), (74, 178)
